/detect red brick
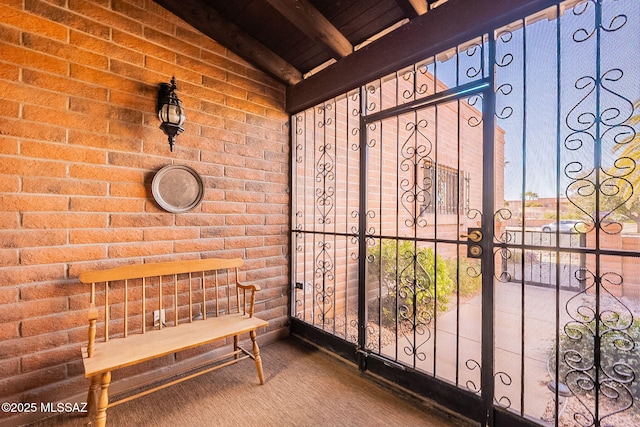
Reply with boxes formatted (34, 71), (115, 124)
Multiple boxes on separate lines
(0, 286), (18, 304)
(0, 357), (19, 379)
(0, 80), (68, 109)
(0, 117), (66, 142)
(23, 32), (108, 69)
(0, 175), (19, 192)
(112, 30), (176, 64)
(0, 7), (67, 41)
(22, 68), (108, 101)
(71, 0), (143, 35)
(70, 30), (144, 65)
(22, 106), (108, 134)
(201, 226), (244, 239)
(25, 0), (110, 39)
(0, 157), (67, 178)
(0, 249), (19, 267)
(20, 280), (85, 301)
(145, 26), (201, 63)
(0, 265), (66, 287)
(143, 227), (200, 242)
(69, 163), (143, 182)
(69, 196), (143, 213)
(1, 194), (69, 213)
(0, 298), (68, 323)
(23, 213), (106, 231)
(175, 215), (225, 227)
(0, 365), (67, 397)
(0, 229), (67, 248)
(0, 332), (69, 362)
(20, 310), (86, 337)
(0, 212), (19, 229)
(109, 214), (174, 228)
(176, 24), (226, 56)
(2, 39), (69, 75)
(21, 245), (106, 265)
(0, 98), (19, 118)
(108, 182), (145, 198)
(174, 238), (225, 253)
(21, 344), (79, 372)
(108, 241), (174, 258)
(23, 177), (108, 197)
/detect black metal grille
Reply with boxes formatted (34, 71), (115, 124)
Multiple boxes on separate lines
(291, 1), (640, 426)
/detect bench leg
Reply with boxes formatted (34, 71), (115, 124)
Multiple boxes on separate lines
(95, 371), (111, 427)
(86, 375), (100, 418)
(250, 330), (265, 385)
(233, 335), (239, 360)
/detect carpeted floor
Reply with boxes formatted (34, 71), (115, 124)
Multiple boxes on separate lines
(30, 337), (476, 427)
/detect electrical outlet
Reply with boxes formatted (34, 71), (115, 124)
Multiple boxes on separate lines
(153, 309), (166, 327)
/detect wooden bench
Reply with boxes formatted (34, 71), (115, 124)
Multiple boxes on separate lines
(79, 258), (268, 427)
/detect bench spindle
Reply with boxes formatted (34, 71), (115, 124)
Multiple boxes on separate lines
(124, 279), (128, 338)
(174, 274), (178, 326)
(142, 277), (146, 334)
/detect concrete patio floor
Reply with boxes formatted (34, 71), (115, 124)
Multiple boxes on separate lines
(381, 281), (580, 422)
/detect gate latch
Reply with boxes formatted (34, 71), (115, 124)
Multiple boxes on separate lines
(461, 228), (483, 258)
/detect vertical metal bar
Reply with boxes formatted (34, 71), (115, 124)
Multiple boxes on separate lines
(333, 98), (338, 335)
(481, 29), (497, 427)
(433, 99), (440, 375)
(455, 97), (462, 387)
(378, 118), (383, 354)
(291, 115), (297, 322)
(313, 106), (318, 327)
(395, 112), (401, 361)
(357, 84), (369, 371)
(344, 96), (350, 341)
(520, 18), (527, 416)
(593, 2), (603, 423)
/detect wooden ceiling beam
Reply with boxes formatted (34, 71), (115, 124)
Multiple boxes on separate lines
(266, 0), (353, 59)
(394, 0), (428, 17)
(287, 0), (561, 112)
(153, 0), (302, 85)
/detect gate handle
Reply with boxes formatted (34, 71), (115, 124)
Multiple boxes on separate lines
(460, 230), (483, 243)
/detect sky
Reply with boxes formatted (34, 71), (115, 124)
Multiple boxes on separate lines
(429, 0), (640, 201)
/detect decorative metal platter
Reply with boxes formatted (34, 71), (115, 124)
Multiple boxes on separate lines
(151, 164), (204, 213)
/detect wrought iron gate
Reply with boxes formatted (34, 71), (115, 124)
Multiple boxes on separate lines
(291, 1), (640, 426)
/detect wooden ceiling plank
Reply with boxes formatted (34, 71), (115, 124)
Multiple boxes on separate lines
(153, 0), (302, 85)
(266, 0), (353, 59)
(394, 0), (428, 17)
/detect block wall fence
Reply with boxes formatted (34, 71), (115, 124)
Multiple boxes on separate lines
(0, 0), (290, 424)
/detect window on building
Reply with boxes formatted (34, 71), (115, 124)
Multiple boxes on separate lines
(421, 160), (469, 215)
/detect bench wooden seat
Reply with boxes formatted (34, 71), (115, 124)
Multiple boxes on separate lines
(79, 257), (268, 427)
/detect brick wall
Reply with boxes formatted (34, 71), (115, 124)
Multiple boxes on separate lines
(0, 0), (290, 423)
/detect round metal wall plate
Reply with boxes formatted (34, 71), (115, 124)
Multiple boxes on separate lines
(151, 164), (204, 213)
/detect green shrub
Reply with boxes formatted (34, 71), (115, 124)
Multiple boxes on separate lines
(367, 239), (480, 325)
(552, 317), (640, 407)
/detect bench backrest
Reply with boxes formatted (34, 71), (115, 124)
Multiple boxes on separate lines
(79, 258), (255, 357)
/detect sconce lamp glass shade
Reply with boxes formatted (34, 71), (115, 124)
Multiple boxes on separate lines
(157, 77), (186, 151)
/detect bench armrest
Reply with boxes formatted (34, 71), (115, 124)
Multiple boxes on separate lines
(236, 282), (260, 317)
(237, 282), (261, 292)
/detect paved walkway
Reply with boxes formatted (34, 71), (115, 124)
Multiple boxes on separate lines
(381, 281), (578, 420)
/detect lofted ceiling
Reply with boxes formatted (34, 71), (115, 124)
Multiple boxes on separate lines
(152, 0), (447, 86)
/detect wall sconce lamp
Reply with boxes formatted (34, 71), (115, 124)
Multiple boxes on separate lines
(157, 76), (186, 152)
